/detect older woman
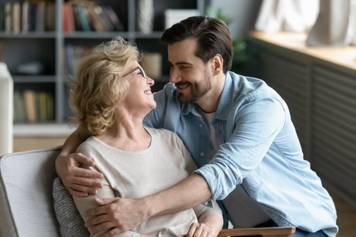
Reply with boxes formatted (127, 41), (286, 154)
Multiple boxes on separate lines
(67, 38), (223, 237)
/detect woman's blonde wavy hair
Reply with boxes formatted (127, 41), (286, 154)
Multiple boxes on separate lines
(70, 38), (139, 136)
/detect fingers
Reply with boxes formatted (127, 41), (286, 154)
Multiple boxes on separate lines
(101, 228), (121, 237)
(72, 153), (95, 167)
(69, 189), (89, 197)
(95, 197), (118, 205)
(87, 205), (110, 218)
(187, 223), (199, 237)
(68, 183), (97, 195)
(88, 221), (116, 235)
(87, 214), (111, 226)
(187, 223), (212, 237)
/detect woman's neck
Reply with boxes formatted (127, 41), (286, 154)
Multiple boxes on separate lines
(97, 114), (151, 151)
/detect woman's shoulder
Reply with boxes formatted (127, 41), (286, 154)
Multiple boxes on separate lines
(146, 127), (186, 152)
(77, 136), (98, 154)
(146, 127), (176, 138)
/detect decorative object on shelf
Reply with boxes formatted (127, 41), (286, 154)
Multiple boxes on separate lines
(137, 0), (154, 33)
(165, 9), (200, 29)
(255, 0), (319, 33)
(306, 0), (356, 46)
(141, 52), (162, 79)
(0, 63), (13, 155)
(15, 61), (44, 75)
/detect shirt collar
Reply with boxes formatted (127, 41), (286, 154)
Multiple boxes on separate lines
(214, 72), (235, 120)
(180, 72), (235, 120)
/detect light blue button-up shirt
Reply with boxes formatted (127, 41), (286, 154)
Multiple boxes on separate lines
(144, 72), (338, 237)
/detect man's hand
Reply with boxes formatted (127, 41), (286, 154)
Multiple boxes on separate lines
(85, 197), (150, 236)
(55, 152), (103, 197)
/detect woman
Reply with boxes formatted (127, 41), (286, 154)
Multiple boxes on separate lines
(68, 38), (223, 237)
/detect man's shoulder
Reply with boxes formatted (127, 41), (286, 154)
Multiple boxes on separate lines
(228, 71), (281, 102)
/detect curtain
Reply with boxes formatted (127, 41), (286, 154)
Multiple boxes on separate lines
(306, 0), (356, 46)
(255, 0), (319, 33)
(255, 0), (356, 46)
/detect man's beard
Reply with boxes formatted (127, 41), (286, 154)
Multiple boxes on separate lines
(177, 74), (212, 104)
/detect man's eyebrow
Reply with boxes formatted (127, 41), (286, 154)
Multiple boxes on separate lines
(168, 61), (193, 66)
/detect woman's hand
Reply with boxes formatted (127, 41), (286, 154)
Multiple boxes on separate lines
(185, 222), (219, 237)
(55, 152), (103, 197)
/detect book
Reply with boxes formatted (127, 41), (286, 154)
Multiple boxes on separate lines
(45, 2), (55, 31)
(23, 90), (37, 123)
(36, 1), (45, 31)
(22, 1), (29, 33)
(104, 6), (124, 31)
(63, 3), (75, 32)
(0, 5), (5, 31)
(14, 91), (26, 123)
(4, 2), (12, 32)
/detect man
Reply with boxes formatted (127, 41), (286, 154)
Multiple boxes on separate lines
(56, 16), (338, 237)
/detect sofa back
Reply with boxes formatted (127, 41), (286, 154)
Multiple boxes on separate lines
(0, 148), (61, 237)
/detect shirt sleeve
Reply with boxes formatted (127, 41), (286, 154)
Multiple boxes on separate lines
(73, 144), (142, 237)
(195, 98), (286, 200)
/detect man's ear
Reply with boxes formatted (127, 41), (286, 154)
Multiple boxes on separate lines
(210, 54), (224, 76)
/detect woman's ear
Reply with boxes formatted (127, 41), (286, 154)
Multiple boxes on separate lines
(210, 54), (224, 76)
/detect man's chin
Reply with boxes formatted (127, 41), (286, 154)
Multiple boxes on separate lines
(178, 93), (195, 103)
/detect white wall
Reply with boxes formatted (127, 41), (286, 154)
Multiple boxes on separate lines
(209, 0), (262, 39)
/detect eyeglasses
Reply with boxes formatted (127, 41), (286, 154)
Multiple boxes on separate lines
(137, 65), (147, 79)
(121, 65), (147, 80)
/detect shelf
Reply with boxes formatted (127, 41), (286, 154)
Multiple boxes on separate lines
(14, 123), (76, 138)
(134, 31), (164, 39)
(13, 75), (56, 83)
(0, 32), (56, 38)
(64, 32), (130, 39)
(1, 0), (205, 124)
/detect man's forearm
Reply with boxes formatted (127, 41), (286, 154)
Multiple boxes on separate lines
(143, 174), (212, 218)
(59, 125), (89, 155)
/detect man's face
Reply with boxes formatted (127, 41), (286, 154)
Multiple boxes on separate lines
(167, 38), (213, 103)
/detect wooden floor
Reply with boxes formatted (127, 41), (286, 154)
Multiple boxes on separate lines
(12, 137), (356, 236)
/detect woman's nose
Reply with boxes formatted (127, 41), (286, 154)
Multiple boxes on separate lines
(147, 77), (155, 86)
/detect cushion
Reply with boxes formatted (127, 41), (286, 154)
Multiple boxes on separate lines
(52, 178), (89, 237)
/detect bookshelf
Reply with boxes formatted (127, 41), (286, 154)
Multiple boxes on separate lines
(0, 0), (206, 125)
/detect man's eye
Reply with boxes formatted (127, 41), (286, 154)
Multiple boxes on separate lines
(179, 66), (190, 71)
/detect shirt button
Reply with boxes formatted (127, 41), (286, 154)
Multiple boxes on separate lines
(200, 152), (204, 157)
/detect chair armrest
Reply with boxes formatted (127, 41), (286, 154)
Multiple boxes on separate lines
(218, 226), (296, 237)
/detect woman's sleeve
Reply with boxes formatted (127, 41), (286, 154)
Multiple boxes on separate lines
(73, 144), (142, 237)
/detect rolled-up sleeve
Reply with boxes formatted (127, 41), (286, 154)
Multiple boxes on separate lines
(195, 98), (286, 200)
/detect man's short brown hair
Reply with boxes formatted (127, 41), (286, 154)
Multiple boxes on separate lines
(161, 16), (232, 73)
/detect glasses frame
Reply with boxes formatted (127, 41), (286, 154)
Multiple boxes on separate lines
(121, 65), (147, 80)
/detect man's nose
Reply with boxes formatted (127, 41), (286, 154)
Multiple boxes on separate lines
(170, 69), (181, 83)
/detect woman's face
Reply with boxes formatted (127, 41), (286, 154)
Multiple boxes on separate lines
(120, 61), (156, 115)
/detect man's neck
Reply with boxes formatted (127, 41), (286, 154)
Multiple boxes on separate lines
(196, 73), (226, 113)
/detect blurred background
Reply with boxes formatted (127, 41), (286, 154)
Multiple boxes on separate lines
(0, 0), (355, 236)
